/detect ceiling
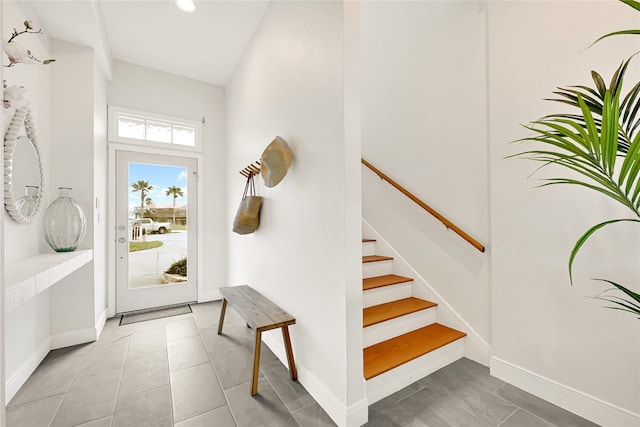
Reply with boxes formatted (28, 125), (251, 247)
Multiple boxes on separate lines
(22, 0), (270, 86)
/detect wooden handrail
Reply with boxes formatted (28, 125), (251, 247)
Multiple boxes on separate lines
(362, 159), (485, 253)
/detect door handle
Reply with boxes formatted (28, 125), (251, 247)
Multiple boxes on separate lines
(118, 237), (126, 243)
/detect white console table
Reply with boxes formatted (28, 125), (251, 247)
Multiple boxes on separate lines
(5, 250), (93, 312)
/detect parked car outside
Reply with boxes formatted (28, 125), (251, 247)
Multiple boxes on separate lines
(131, 218), (172, 234)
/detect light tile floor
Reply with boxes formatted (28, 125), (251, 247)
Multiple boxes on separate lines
(6, 301), (598, 427)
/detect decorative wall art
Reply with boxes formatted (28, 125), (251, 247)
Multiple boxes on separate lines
(260, 136), (292, 187)
(3, 20), (55, 67)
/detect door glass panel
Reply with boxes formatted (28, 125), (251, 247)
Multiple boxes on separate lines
(128, 162), (188, 289)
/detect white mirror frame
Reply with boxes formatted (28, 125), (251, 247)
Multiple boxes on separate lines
(4, 106), (45, 224)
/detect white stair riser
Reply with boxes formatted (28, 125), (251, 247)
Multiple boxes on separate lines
(363, 308), (437, 348)
(363, 282), (412, 308)
(363, 260), (393, 278)
(366, 338), (465, 405)
(362, 241), (376, 257)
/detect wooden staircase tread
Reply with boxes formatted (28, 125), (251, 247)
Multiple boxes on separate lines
(363, 255), (393, 263)
(363, 324), (466, 380)
(363, 297), (437, 327)
(362, 239), (376, 242)
(363, 274), (413, 291)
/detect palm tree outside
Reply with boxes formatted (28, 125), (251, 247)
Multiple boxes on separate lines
(165, 186), (184, 225)
(132, 180), (153, 218)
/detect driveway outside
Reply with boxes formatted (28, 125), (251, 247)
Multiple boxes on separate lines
(128, 230), (187, 288)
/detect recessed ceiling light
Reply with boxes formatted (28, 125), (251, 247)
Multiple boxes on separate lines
(175, 0), (196, 13)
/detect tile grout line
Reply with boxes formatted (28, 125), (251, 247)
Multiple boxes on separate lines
(260, 361), (300, 419)
(517, 407), (560, 427)
(107, 330), (130, 426)
(164, 320), (177, 426)
(46, 393), (66, 427)
(47, 345), (93, 427)
(202, 318), (241, 427)
(496, 408), (520, 427)
(488, 384), (559, 427)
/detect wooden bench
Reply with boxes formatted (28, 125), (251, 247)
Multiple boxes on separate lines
(217, 285), (297, 395)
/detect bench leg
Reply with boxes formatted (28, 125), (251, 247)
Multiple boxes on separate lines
(282, 326), (298, 381)
(217, 299), (227, 335)
(251, 330), (262, 396)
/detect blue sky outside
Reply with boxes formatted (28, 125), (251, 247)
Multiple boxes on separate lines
(128, 162), (187, 209)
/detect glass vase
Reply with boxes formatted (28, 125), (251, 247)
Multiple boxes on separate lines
(43, 187), (87, 252)
(16, 185), (40, 217)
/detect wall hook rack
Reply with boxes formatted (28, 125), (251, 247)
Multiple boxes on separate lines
(239, 161), (261, 178)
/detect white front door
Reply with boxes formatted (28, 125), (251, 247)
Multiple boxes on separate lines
(115, 150), (198, 313)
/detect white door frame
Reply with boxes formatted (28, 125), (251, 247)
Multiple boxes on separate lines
(108, 143), (204, 317)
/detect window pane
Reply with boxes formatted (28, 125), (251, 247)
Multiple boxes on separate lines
(118, 115), (145, 140)
(146, 120), (172, 143)
(173, 125), (196, 146)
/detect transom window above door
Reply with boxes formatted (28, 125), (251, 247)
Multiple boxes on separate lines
(108, 106), (202, 151)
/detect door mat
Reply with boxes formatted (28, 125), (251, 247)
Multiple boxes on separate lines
(119, 304), (192, 325)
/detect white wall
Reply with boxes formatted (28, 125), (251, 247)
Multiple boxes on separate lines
(94, 54), (108, 324)
(489, 2), (640, 424)
(361, 0), (490, 350)
(107, 60), (227, 302)
(225, 2), (366, 426)
(2, 0), (54, 400)
(48, 40), (99, 342)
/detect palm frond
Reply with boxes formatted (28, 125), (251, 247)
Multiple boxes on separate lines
(592, 30), (640, 47)
(514, 58), (640, 219)
(568, 219), (640, 284)
(592, 279), (640, 317)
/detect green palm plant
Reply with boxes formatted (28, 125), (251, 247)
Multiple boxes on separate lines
(165, 186), (184, 225)
(514, 56), (640, 317)
(132, 180), (153, 218)
(591, 0), (640, 45)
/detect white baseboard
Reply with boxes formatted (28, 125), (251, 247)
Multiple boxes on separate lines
(491, 357), (640, 427)
(7, 311), (111, 403)
(297, 362), (368, 427)
(6, 338), (51, 403)
(362, 219), (491, 366)
(198, 289), (221, 303)
(95, 309), (107, 339)
(261, 333), (369, 427)
(50, 327), (97, 350)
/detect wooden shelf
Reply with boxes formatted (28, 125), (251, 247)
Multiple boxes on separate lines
(5, 250), (93, 312)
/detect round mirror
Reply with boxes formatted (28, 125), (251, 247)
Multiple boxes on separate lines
(4, 107), (45, 224)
